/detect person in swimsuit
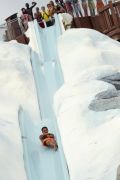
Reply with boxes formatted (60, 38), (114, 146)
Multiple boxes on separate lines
(39, 127), (58, 151)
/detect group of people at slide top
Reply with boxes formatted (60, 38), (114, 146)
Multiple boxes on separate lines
(20, 0), (105, 30)
(65, 0), (105, 17)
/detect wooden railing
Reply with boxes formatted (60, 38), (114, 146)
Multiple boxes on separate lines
(99, 1), (120, 40)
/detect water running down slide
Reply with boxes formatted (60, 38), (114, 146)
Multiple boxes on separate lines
(19, 15), (69, 180)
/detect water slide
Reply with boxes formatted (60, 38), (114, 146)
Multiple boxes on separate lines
(18, 15), (70, 180)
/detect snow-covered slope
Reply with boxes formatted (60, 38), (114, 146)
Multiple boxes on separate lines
(0, 41), (40, 180)
(1, 23), (120, 180)
(54, 29), (120, 180)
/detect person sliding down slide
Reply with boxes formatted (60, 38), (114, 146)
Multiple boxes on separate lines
(39, 127), (58, 151)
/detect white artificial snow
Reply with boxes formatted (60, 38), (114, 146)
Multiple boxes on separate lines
(0, 40), (39, 180)
(54, 29), (120, 180)
(1, 26), (120, 180)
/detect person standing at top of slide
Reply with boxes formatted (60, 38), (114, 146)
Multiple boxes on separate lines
(87, 0), (95, 16)
(96, 0), (104, 13)
(25, 2), (37, 20)
(72, 0), (83, 17)
(65, 0), (74, 17)
(81, 0), (88, 16)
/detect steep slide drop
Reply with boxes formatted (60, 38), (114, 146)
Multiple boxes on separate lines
(19, 16), (69, 180)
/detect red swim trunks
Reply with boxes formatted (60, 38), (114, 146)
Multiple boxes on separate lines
(42, 138), (55, 146)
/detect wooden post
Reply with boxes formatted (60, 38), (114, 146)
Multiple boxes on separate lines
(109, 1), (119, 27)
